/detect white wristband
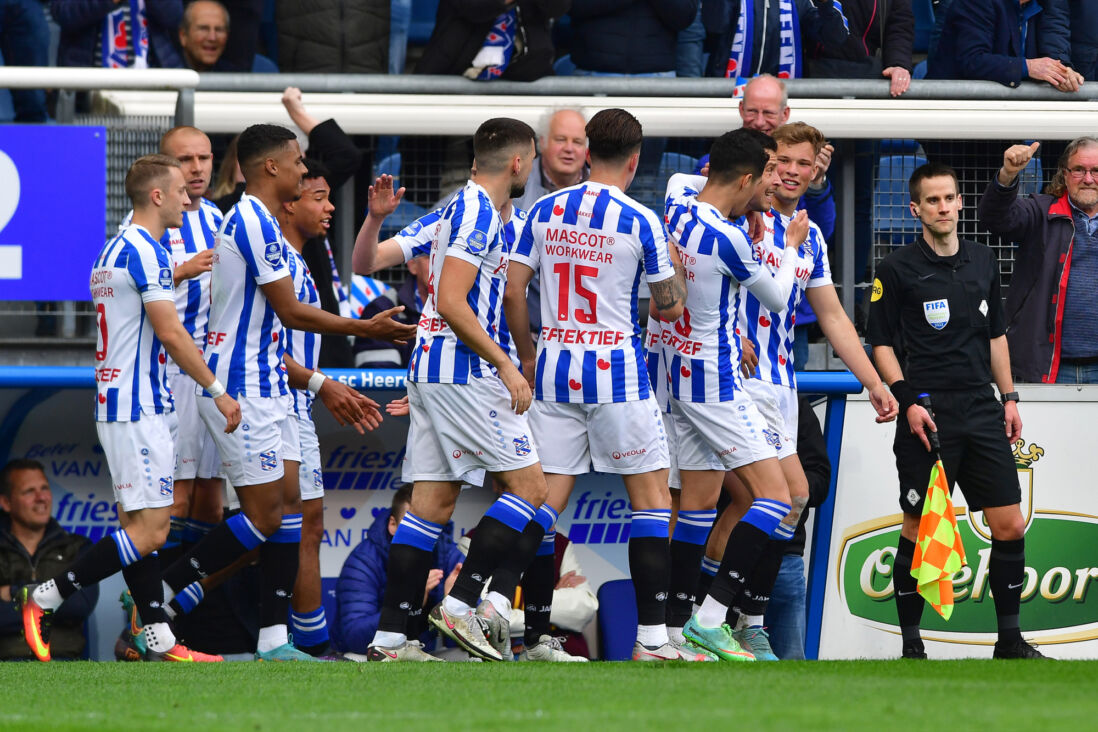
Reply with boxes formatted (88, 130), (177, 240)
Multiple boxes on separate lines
(206, 378), (226, 399)
(307, 371), (329, 396)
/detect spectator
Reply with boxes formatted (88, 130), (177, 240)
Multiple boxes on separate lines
(0, 0), (50, 122)
(177, 0), (231, 70)
(1067, 0), (1098, 80)
(809, 0), (914, 97)
(977, 138), (1098, 385)
(215, 0), (262, 70)
(514, 108), (588, 211)
(276, 0), (388, 73)
(676, 5), (707, 77)
(416, 0), (570, 80)
(570, 0), (697, 77)
(331, 486), (464, 655)
(210, 132), (244, 211)
(928, 0), (1081, 90)
(0, 460), (99, 660)
(702, 0), (850, 80)
(51, 0), (183, 68)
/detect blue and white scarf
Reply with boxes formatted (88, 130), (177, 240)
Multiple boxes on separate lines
(466, 9), (520, 81)
(727, 0), (849, 83)
(102, 0), (148, 69)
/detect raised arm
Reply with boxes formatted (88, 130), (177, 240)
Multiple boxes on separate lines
(352, 175), (413, 275)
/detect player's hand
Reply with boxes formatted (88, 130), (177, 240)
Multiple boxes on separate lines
(1026, 57), (1071, 87)
(368, 174), (407, 219)
(556, 570), (586, 589)
(358, 305), (417, 345)
(521, 356), (536, 389)
(319, 379), (383, 433)
(882, 66), (911, 97)
(386, 394), (410, 416)
(214, 394), (241, 433)
(784, 210), (810, 249)
(746, 210), (765, 244)
(739, 336), (758, 378)
(813, 143), (834, 182)
(423, 568), (444, 607)
(868, 382), (899, 423)
(499, 363), (532, 414)
(906, 403), (937, 452)
(443, 562), (463, 596)
(1004, 400), (1022, 444)
(175, 249), (214, 282)
(1000, 141), (1040, 184)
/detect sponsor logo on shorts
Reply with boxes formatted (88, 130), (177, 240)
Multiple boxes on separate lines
(313, 469), (323, 489)
(718, 446), (738, 456)
(452, 449), (484, 459)
(611, 448), (647, 460)
(114, 482), (132, 491)
(513, 435), (532, 456)
(259, 450), (278, 471)
(159, 476), (174, 496)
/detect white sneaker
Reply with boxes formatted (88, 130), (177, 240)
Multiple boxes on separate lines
(429, 602), (504, 662)
(476, 600), (513, 661)
(365, 639), (443, 662)
(633, 641), (716, 661)
(519, 635), (588, 662)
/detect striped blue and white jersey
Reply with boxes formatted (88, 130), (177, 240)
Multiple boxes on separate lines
(285, 247), (322, 419)
(740, 210), (831, 387)
(204, 194), (290, 399)
(394, 206), (445, 261)
(407, 180), (510, 383)
(512, 182), (675, 403)
(644, 316), (671, 414)
(661, 174), (798, 403)
(91, 224), (176, 422)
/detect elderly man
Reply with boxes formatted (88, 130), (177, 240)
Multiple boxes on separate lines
(179, 0), (231, 71)
(977, 138), (1098, 384)
(514, 108), (589, 211)
(0, 460), (98, 660)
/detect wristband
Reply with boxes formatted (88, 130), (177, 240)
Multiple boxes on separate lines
(206, 378), (226, 399)
(307, 371), (329, 396)
(1000, 391), (1020, 404)
(889, 379), (919, 414)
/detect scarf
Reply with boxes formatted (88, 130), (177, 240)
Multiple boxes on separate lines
(102, 0), (148, 69)
(466, 8), (521, 81)
(727, 0), (849, 82)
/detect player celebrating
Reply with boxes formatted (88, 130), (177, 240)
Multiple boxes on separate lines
(504, 108), (702, 661)
(154, 124), (414, 662)
(20, 155), (241, 662)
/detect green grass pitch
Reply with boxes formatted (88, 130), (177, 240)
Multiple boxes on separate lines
(1, 660), (1094, 731)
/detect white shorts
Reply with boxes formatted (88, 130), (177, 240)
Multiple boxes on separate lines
(281, 409), (301, 463)
(400, 421), (486, 488)
(198, 394), (288, 487)
(97, 414), (176, 512)
(663, 411), (681, 490)
(296, 415), (325, 501)
(168, 372), (221, 480)
(405, 378), (539, 482)
(741, 378), (798, 458)
(670, 392), (778, 471)
(529, 397), (670, 475)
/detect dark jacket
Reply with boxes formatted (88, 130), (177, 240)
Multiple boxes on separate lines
(51, 0), (183, 68)
(702, 0), (850, 78)
(276, 0), (389, 73)
(331, 509), (465, 654)
(416, 0), (571, 80)
(789, 396), (831, 556)
(353, 278), (421, 369)
(810, 0), (914, 71)
(571, 0), (698, 75)
(928, 0), (1072, 86)
(976, 178), (1077, 384)
(1068, 0), (1098, 78)
(0, 515), (98, 659)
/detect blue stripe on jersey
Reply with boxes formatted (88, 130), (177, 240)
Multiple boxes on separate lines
(427, 335), (444, 381)
(629, 265), (649, 399)
(131, 309), (145, 421)
(715, 226), (755, 283)
(148, 333), (165, 414)
(636, 214), (661, 275)
(473, 190), (494, 234)
(534, 350), (547, 401)
(563, 187), (584, 225)
(670, 353), (681, 397)
(228, 277), (256, 397)
(646, 347), (659, 398)
(744, 290), (761, 379)
(450, 189), (467, 230)
(536, 196), (554, 223)
(106, 388), (118, 421)
(554, 350), (572, 397)
(610, 349), (626, 401)
(589, 188), (611, 228)
(581, 351), (597, 403)
(691, 356), (706, 402)
(697, 227), (716, 256)
(717, 276), (737, 400)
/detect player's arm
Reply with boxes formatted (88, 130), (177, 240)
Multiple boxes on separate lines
(806, 284), (898, 423)
(261, 276), (417, 344)
(173, 250), (214, 286)
(503, 260), (538, 386)
(649, 244), (686, 322)
(437, 257), (531, 414)
(352, 174), (412, 275)
(144, 300), (240, 433)
(990, 335), (1021, 444)
(283, 354), (382, 433)
(735, 211), (808, 312)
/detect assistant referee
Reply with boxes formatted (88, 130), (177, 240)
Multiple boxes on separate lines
(868, 162), (1044, 660)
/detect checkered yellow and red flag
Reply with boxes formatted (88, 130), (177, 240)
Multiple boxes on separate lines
(910, 459), (967, 619)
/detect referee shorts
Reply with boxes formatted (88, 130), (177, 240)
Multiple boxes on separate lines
(894, 385), (1020, 517)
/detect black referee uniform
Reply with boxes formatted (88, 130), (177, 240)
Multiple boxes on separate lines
(867, 237), (1020, 516)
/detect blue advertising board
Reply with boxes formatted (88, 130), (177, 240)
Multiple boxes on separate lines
(0, 126), (107, 300)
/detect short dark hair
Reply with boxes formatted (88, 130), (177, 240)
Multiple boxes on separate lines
(125, 154), (181, 205)
(585, 108), (643, 163)
(473, 117), (536, 173)
(707, 128), (770, 185)
(909, 162), (959, 202)
(1, 459), (46, 499)
(302, 157), (331, 183)
(236, 123), (297, 171)
(391, 485), (413, 516)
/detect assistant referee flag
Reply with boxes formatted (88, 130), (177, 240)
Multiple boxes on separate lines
(910, 460), (967, 619)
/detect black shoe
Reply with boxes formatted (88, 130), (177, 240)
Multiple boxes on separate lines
(993, 638), (1048, 659)
(901, 640), (927, 659)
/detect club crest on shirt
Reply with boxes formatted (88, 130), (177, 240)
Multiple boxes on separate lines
(264, 241), (282, 265)
(159, 267), (172, 289)
(923, 299), (950, 330)
(404, 219), (423, 236)
(466, 229), (489, 253)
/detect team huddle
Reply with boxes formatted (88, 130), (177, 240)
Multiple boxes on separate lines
(20, 109), (899, 664)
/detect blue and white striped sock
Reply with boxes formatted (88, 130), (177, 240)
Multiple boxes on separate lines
(484, 493), (537, 533)
(671, 509), (717, 545)
(269, 513), (303, 544)
(392, 511), (444, 550)
(290, 606), (330, 649)
(631, 508), (672, 539)
(741, 499), (791, 537)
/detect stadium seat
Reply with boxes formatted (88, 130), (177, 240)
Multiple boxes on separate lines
(596, 579), (638, 661)
(658, 152), (699, 179)
(409, 0), (440, 45)
(912, 0), (935, 54)
(912, 59), (928, 80)
(554, 54), (576, 76)
(874, 153), (928, 246)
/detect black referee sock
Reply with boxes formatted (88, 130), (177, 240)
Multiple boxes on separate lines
(122, 552), (170, 627)
(162, 513), (265, 593)
(629, 536), (672, 627)
(53, 532), (129, 598)
(705, 522), (770, 612)
(739, 539), (786, 618)
(893, 536), (925, 645)
(989, 537), (1026, 643)
(259, 540), (299, 631)
(667, 538), (707, 629)
(451, 516), (521, 608)
(377, 543), (434, 636)
(487, 518), (545, 603)
(522, 552), (557, 646)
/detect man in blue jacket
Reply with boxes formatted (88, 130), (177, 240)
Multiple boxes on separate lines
(332, 486), (465, 659)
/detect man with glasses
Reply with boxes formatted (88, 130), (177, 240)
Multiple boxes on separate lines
(977, 137), (1098, 384)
